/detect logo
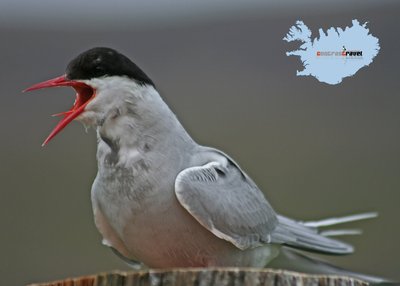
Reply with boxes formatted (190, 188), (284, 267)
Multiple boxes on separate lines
(316, 46), (363, 58)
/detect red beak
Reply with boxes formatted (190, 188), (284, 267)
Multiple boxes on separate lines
(24, 75), (96, 146)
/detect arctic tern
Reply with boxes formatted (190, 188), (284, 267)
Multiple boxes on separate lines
(25, 47), (383, 282)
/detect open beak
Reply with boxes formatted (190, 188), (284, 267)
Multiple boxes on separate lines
(24, 75), (96, 146)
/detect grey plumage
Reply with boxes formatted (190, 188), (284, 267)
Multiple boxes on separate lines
(26, 48), (385, 282)
(175, 148), (278, 250)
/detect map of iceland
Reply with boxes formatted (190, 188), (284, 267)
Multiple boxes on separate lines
(283, 20), (380, 85)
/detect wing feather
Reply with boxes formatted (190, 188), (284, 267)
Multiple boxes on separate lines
(175, 148), (359, 255)
(175, 151), (278, 250)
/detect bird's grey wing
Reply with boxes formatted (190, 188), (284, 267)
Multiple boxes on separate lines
(175, 149), (278, 250)
(175, 148), (356, 255)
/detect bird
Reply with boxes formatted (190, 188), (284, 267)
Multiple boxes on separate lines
(25, 47), (383, 281)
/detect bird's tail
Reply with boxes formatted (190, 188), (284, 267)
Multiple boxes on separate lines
(269, 212), (396, 284)
(269, 248), (393, 285)
(303, 211), (378, 236)
(272, 212), (378, 255)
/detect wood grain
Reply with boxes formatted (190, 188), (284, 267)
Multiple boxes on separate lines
(28, 268), (370, 286)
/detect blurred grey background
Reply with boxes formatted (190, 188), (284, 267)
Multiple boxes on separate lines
(1, 0), (399, 285)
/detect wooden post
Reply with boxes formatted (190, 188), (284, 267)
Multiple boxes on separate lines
(28, 268), (370, 286)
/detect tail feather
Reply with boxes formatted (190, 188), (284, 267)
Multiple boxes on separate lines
(272, 216), (354, 254)
(303, 212), (378, 228)
(272, 212), (378, 255)
(270, 212), (392, 284)
(269, 248), (390, 284)
(320, 229), (362, 237)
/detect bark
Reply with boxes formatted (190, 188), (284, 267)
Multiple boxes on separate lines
(28, 268), (370, 286)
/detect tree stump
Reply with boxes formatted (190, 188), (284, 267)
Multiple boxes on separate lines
(28, 268), (370, 286)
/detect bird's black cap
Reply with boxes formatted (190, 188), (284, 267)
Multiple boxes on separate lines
(66, 47), (154, 87)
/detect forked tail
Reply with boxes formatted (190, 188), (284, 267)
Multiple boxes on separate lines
(271, 212), (378, 255)
(269, 248), (392, 284)
(269, 212), (395, 284)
